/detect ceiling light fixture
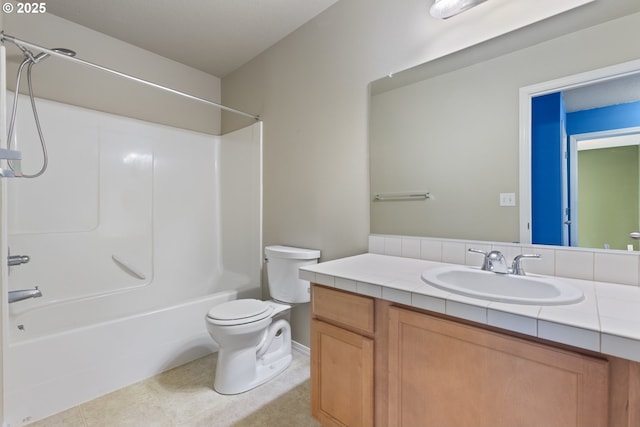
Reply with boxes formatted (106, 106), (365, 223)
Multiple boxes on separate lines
(430, 0), (488, 19)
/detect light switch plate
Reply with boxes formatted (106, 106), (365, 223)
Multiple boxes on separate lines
(500, 193), (516, 206)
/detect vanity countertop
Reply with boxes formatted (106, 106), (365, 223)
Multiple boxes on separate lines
(300, 253), (640, 362)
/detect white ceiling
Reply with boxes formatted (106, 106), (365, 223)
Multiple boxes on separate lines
(563, 73), (640, 112)
(46, 0), (339, 78)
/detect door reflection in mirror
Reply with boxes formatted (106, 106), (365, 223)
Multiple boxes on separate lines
(531, 77), (640, 249)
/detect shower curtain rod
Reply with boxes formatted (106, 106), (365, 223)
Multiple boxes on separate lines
(0, 32), (260, 121)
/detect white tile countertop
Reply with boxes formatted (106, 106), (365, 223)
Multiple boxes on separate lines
(300, 253), (640, 362)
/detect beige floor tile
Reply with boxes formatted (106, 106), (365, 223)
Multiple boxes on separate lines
(80, 380), (162, 422)
(146, 353), (230, 423)
(29, 350), (316, 427)
(26, 406), (86, 427)
(229, 381), (321, 427)
(150, 354), (217, 391)
(153, 384), (232, 424)
(83, 402), (173, 427)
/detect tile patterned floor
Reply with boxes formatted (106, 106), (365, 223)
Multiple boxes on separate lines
(27, 350), (321, 427)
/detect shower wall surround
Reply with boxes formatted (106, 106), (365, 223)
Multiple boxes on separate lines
(8, 94), (153, 305)
(6, 93), (261, 337)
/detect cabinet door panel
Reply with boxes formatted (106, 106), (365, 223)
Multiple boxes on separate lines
(311, 319), (374, 427)
(388, 307), (608, 427)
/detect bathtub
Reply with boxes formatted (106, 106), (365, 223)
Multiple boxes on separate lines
(5, 283), (261, 426)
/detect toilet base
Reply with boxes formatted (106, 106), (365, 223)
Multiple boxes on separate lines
(213, 317), (293, 395)
(214, 347), (292, 395)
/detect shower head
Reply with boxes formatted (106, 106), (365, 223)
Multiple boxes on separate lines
(32, 47), (77, 64)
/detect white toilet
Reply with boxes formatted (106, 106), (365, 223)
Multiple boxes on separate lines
(205, 245), (320, 394)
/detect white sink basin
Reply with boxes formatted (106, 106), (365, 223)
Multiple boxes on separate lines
(421, 265), (584, 305)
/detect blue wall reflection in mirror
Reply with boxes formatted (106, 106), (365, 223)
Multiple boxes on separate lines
(532, 95), (640, 247)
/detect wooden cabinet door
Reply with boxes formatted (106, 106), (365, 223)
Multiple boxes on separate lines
(311, 319), (374, 427)
(388, 307), (609, 427)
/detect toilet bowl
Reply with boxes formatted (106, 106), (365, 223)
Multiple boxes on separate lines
(205, 245), (320, 394)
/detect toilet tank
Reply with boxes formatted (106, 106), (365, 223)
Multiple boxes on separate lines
(265, 245), (320, 304)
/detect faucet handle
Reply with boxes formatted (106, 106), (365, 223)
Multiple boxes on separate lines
(511, 253), (541, 276)
(468, 248), (490, 270)
(468, 248), (488, 256)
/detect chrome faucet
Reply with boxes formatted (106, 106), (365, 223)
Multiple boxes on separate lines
(8, 247), (31, 268)
(468, 249), (510, 273)
(511, 253), (541, 276)
(468, 249), (540, 275)
(9, 286), (42, 303)
(8, 254), (30, 266)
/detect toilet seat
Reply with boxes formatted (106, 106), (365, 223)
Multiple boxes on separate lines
(207, 299), (274, 326)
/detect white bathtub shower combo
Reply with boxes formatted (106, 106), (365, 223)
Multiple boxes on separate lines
(0, 35), (267, 426)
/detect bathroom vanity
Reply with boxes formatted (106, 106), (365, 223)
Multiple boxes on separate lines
(303, 253), (640, 427)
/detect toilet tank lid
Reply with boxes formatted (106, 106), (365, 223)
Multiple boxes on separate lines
(265, 245), (320, 260)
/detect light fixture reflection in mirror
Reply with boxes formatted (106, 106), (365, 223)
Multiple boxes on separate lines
(430, 0), (488, 19)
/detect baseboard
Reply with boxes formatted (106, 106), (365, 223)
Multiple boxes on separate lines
(292, 340), (310, 356)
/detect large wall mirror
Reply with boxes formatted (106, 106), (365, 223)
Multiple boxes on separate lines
(369, 7), (640, 249)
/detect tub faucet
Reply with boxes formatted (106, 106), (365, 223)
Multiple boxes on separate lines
(9, 286), (42, 303)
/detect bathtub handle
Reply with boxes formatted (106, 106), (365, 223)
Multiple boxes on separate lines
(111, 255), (146, 280)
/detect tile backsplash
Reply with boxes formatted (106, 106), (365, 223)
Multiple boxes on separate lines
(369, 234), (640, 287)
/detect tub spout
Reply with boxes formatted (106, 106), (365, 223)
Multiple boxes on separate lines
(9, 286), (42, 303)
